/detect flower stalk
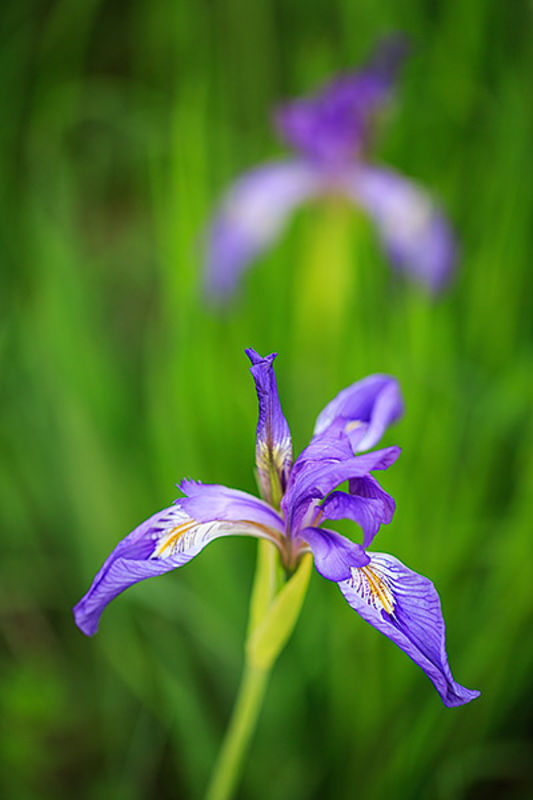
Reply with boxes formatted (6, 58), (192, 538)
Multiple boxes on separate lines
(205, 661), (269, 800)
(294, 201), (354, 361)
(206, 543), (312, 800)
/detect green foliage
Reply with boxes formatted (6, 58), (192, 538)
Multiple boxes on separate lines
(1, 0), (532, 798)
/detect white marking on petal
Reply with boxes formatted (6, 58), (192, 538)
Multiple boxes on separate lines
(146, 507), (194, 558)
(150, 507), (280, 561)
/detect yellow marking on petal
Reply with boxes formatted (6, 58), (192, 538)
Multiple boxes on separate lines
(360, 565), (395, 615)
(154, 518), (282, 560)
(345, 420), (363, 433)
(257, 440), (290, 508)
(257, 441), (290, 474)
(240, 520), (283, 542)
(153, 521), (196, 558)
(313, 509), (324, 526)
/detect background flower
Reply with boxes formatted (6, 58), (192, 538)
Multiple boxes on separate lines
(205, 35), (457, 297)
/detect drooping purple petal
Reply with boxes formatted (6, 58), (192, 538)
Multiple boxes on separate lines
(337, 552), (480, 707)
(345, 165), (457, 292)
(313, 374), (404, 452)
(178, 480), (285, 533)
(275, 35), (409, 165)
(73, 503), (278, 636)
(300, 526), (369, 582)
(205, 160), (320, 298)
(246, 349), (293, 507)
(320, 475), (396, 548)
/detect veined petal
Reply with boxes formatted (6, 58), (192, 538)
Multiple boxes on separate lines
(205, 160), (320, 298)
(345, 165), (457, 293)
(178, 480), (285, 533)
(297, 446), (400, 497)
(73, 503), (278, 636)
(300, 526), (369, 582)
(291, 418), (354, 471)
(337, 552), (480, 707)
(320, 475), (395, 548)
(275, 35), (409, 164)
(287, 373), (402, 534)
(284, 444), (400, 534)
(246, 349), (292, 507)
(313, 374), (404, 451)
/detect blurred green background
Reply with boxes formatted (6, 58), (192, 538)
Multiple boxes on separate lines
(2, 0), (533, 798)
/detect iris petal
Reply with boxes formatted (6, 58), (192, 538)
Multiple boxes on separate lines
(300, 526), (369, 582)
(337, 552), (480, 707)
(246, 349), (293, 507)
(296, 446), (400, 497)
(205, 160), (320, 298)
(73, 503), (279, 636)
(320, 476), (395, 548)
(178, 480), (285, 533)
(284, 442), (400, 533)
(313, 374), (404, 451)
(276, 35), (409, 164)
(345, 165), (457, 292)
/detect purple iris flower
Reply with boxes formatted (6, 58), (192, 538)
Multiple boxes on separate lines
(205, 36), (456, 297)
(73, 349), (478, 708)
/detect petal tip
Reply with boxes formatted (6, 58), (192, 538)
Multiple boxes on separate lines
(177, 478), (200, 497)
(245, 348), (277, 367)
(442, 685), (481, 708)
(72, 601), (99, 637)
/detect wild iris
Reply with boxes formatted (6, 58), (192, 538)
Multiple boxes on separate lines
(74, 349), (478, 708)
(205, 36), (456, 298)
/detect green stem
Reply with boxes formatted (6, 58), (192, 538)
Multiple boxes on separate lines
(205, 660), (269, 800)
(205, 545), (311, 800)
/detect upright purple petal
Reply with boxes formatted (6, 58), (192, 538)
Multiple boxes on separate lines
(73, 500), (279, 636)
(275, 35), (409, 164)
(313, 374), (404, 451)
(345, 165), (457, 292)
(337, 552), (480, 707)
(283, 417), (399, 534)
(320, 474), (396, 548)
(246, 349), (293, 507)
(291, 418), (354, 471)
(301, 447), (400, 500)
(300, 527), (369, 582)
(205, 160), (320, 298)
(281, 422), (400, 535)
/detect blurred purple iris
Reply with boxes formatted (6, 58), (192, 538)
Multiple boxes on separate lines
(205, 35), (456, 297)
(74, 349), (478, 707)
